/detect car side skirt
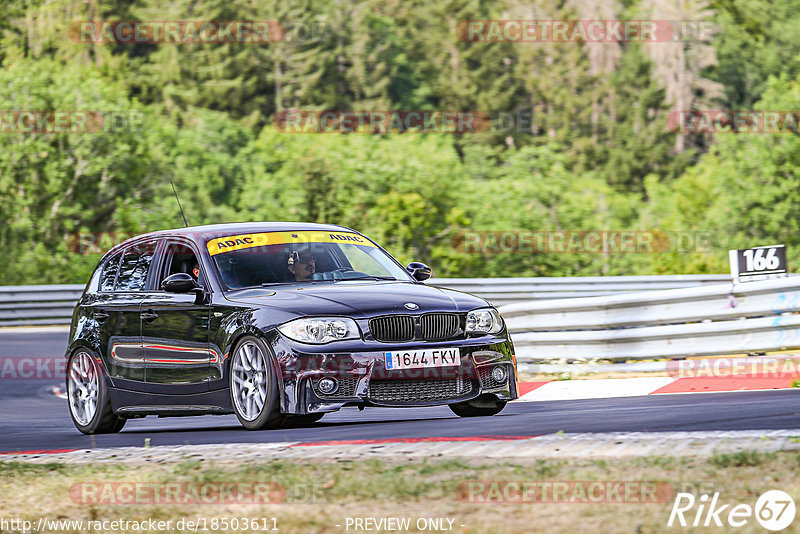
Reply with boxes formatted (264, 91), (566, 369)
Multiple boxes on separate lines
(108, 386), (233, 417)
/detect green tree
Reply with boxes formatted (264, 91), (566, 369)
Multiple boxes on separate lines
(0, 60), (156, 284)
(639, 72), (800, 273)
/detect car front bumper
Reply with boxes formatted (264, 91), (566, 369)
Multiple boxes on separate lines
(267, 334), (518, 415)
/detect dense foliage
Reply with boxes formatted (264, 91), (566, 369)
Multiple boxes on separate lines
(1, 0), (799, 284)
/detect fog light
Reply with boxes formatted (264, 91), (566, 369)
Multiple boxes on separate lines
(318, 377), (338, 395)
(491, 366), (507, 383)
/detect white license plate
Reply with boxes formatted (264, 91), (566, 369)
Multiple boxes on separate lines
(383, 348), (460, 370)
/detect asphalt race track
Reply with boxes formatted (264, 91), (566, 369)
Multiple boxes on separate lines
(1, 330), (799, 453)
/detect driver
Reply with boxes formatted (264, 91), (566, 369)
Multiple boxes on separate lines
(287, 247), (315, 281)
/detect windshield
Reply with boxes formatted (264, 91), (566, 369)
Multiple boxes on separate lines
(207, 230), (414, 289)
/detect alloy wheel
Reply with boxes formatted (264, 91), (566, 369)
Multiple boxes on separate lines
(231, 341), (268, 421)
(68, 351), (99, 426)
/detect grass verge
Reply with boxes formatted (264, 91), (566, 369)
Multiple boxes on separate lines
(1, 452), (799, 533)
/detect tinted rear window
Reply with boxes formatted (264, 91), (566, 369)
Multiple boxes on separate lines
(99, 252), (121, 292)
(116, 241), (157, 291)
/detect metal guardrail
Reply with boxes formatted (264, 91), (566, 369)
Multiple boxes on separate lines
(0, 276), (733, 327)
(430, 274), (732, 306)
(4, 276), (800, 367)
(0, 285), (83, 326)
(501, 276), (800, 362)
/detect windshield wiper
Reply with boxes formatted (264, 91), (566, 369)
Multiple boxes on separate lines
(341, 276), (397, 281)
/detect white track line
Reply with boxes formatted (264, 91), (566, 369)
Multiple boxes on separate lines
(516, 377), (677, 402)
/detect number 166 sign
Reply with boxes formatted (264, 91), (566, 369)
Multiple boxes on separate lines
(729, 245), (787, 283)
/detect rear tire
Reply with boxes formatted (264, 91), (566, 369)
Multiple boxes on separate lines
(449, 395), (507, 417)
(229, 336), (285, 430)
(67, 349), (126, 434)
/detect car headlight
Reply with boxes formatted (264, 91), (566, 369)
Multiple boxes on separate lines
(278, 317), (360, 344)
(465, 308), (504, 335)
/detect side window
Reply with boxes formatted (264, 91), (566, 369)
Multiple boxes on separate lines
(99, 252), (122, 292)
(116, 241), (157, 292)
(162, 242), (201, 285)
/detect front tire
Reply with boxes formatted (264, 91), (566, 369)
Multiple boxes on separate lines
(449, 395), (507, 417)
(67, 349), (126, 434)
(229, 336), (284, 430)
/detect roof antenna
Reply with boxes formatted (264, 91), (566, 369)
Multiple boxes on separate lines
(170, 180), (189, 227)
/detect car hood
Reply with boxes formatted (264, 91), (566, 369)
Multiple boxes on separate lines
(224, 281), (489, 318)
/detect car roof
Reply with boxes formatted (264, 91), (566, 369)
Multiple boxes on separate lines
(106, 221), (359, 256)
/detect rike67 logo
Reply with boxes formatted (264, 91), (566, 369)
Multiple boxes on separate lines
(668, 490), (796, 531)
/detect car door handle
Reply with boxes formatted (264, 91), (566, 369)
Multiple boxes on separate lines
(140, 310), (158, 322)
(94, 311), (109, 323)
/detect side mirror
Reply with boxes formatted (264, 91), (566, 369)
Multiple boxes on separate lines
(161, 273), (199, 293)
(406, 262), (432, 282)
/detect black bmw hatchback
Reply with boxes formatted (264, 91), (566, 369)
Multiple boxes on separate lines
(65, 222), (518, 434)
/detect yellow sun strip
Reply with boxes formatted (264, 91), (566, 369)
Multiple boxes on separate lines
(206, 231), (376, 256)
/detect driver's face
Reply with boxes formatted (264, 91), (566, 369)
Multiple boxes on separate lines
(290, 252), (315, 281)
